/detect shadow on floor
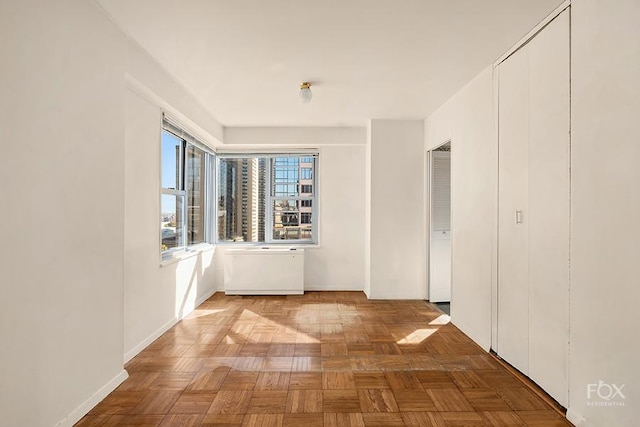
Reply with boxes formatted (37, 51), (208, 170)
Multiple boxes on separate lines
(434, 302), (450, 315)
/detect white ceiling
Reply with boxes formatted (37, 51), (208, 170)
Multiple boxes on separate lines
(98, 0), (563, 127)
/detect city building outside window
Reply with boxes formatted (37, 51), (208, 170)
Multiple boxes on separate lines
(217, 154), (318, 243)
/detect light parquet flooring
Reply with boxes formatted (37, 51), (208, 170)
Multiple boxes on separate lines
(76, 292), (571, 426)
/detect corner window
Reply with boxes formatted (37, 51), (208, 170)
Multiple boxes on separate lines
(161, 119), (214, 256)
(217, 154), (318, 243)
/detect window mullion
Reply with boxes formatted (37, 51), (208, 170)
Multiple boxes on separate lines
(208, 154), (216, 244)
(184, 143), (190, 247)
(266, 157), (273, 243)
(312, 156), (318, 244)
(179, 141), (185, 192)
(180, 192), (187, 249)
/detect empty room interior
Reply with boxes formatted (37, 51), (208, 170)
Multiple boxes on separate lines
(1, 0), (639, 426)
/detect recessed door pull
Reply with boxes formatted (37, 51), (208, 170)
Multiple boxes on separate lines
(516, 210), (523, 224)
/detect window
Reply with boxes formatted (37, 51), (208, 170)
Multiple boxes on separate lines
(217, 157), (267, 242)
(161, 131), (185, 252)
(217, 154), (317, 243)
(161, 119), (214, 256)
(186, 145), (206, 245)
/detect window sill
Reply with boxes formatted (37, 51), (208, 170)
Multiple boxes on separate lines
(160, 243), (215, 267)
(215, 242), (320, 249)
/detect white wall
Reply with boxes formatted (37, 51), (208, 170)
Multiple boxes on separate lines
(0, 1), (126, 426)
(307, 144), (366, 290)
(216, 127), (367, 292)
(124, 43), (223, 146)
(568, 0), (640, 425)
(367, 120), (426, 299)
(0, 1), (224, 426)
(224, 126), (366, 146)
(425, 68), (494, 350)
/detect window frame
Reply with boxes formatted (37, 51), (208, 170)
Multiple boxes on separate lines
(216, 153), (318, 245)
(161, 117), (215, 259)
(160, 131), (186, 257)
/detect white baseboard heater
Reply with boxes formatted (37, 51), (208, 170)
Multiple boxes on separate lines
(224, 247), (304, 295)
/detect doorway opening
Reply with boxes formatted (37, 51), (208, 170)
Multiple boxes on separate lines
(427, 141), (451, 313)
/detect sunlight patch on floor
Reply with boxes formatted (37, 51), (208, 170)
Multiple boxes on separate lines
(429, 314), (451, 325)
(396, 328), (438, 344)
(184, 308), (227, 318)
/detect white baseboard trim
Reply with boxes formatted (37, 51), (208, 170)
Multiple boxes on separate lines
(124, 317), (178, 363)
(450, 319), (491, 352)
(226, 290), (304, 295)
(195, 288), (217, 306)
(123, 289), (217, 363)
(566, 408), (586, 426)
(55, 369), (128, 427)
(367, 293), (424, 300)
(304, 286), (364, 292)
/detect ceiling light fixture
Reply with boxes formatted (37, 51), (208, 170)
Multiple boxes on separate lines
(299, 82), (312, 103)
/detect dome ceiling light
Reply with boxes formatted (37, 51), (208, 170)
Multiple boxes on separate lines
(299, 82), (312, 103)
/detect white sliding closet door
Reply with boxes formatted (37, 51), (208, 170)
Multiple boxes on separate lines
(497, 45), (530, 375)
(497, 9), (569, 407)
(527, 10), (570, 407)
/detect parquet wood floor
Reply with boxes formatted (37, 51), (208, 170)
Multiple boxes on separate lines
(76, 292), (571, 426)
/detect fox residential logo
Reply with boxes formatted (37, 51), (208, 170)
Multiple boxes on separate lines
(587, 380), (626, 407)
